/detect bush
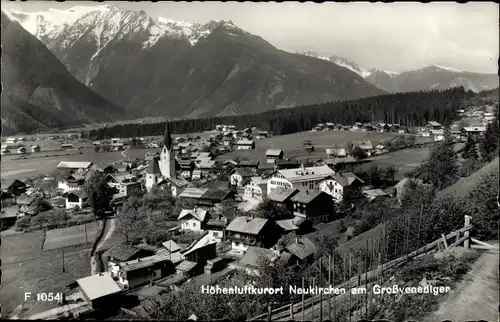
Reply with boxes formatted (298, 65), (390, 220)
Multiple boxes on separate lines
(15, 216), (31, 231)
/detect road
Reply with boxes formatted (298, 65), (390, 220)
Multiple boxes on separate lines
(419, 243), (499, 322)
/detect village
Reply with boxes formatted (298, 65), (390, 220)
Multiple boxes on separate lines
(0, 105), (496, 319)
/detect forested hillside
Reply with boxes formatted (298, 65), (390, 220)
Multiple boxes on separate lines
(84, 87), (473, 140)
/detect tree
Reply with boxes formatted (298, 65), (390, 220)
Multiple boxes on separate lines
(462, 135), (479, 160)
(117, 195), (147, 244)
(85, 170), (112, 218)
(367, 165), (382, 187)
(419, 130), (459, 190)
(383, 165), (396, 182)
(255, 198), (292, 220)
(479, 118), (499, 162)
(130, 137), (138, 148)
(351, 146), (368, 160)
(94, 146), (100, 152)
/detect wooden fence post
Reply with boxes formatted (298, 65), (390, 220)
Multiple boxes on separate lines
(301, 277), (305, 322)
(319, 257), (323, 322)
(332, 255), (336, 322)
(348, 254), (352, 322)
(464, 215), (472, 248)
(312, 277), (315, 321)
(328, 254), (332, 321)
(441, 234), (448, 249)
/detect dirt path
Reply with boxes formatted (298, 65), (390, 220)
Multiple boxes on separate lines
(419, 244), (499, 322)
(90, 218), (116, 275)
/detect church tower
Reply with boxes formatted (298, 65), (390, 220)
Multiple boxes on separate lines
(159, 121), (175, 179)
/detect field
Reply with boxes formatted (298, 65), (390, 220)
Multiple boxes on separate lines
(0, 230), (91, 318)
(217, 130), (432, 164)
(43, 221), (103, 250)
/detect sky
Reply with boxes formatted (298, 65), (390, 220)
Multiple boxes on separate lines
(2, 1), (499, 73)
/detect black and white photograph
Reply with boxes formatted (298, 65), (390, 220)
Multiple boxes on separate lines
(1, 1), (499, 320)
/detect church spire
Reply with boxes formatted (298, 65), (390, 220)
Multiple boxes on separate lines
(163, 121), (173, 150)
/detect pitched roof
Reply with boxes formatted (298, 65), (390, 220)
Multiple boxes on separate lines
(427, 121), (442, 127)
(246, 177), (268, 190)
(461, 126), (486, 132)
(176, 260), (198, 272)
(236, 139), (255, 145)
(290, 190), (325, 204)
(266, 149), (283, 157)
(181, 232), (217, 257)
(276, 218), (300, 231)
(57, 161), (93, 169)
(65, 189), (88, 200)
(178, 208), (209, 221)
(162, 240), (181, 252)
(121, 253), (181, 272)
(103, 244), (143, 262)
(363, 189), (389, 198)
(285, 237), (317, 260)
(278, 165), (335, 183)
(226, 216), (269, 235)
(178, 188), (208, 199)
(267, 187), (299, 203)
(239, 247), (278, 269)
(325, 172), (364, 187)
(230, 167), (255, 177)
(76, 273), (121, 300)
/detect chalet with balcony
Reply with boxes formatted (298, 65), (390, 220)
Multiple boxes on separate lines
(267, 187), (299, 211)
(243, 177), (268, 201)
(319, 172), (364, 202)
(290, 190), (335, 225)
(236, 139), (255, 150)
(266, 149), (284, 164)
(58, 174), (86, 193)
(266, 164), (335, 195)
(282, 236), (317, 265)
(177, 208), (210, 232)
(206, 208), (237, 242)
(426, 121), (443, 132)
(225, 216), (280, 254)
(229, 168), (255, 187)
(103, 244), (156, 278)
(117, 253), (178, 289)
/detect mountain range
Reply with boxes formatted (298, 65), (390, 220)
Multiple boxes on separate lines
(2, 4), (498, 134)
(297, 51), (498, 93)
(1, 11), (127, 135)
(2, 5), (384, 121)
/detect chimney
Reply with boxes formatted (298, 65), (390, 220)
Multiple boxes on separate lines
(295, 237), (299, 244)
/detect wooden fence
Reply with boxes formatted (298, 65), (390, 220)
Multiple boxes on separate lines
(251, 215), (498, 321)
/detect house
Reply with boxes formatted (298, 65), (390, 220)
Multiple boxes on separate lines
(362, 124), (374, 132)
(225, 216), (280, 254)
(64, 190), (88, 209)
(265, 149), (284, 164)
(275, 158), (301, 169)
(177, 208), (210, 232)
(117, 253), (178, 289)
(58, 174), (86, 192)
(237, 246), (280, 276)
(31, 145), (41, 153)
(483, 112), (495, 121)
(1, 179), (28, 197)
(176, 261), (199, 278)
(1, 191), (16, 207)
(243, 177), (268, 201)
(1, 148), (11, 155)
(325, 123), (335, 130)
(426, 121), (443, 131)
(71, 273), (122, 310)
(222, 137), (233, 146)
(162, 240), (184, 254)
(275, 217), (309, 235)
(200, 189), (233, 207)
(56, 161), (93, 171)
(177, 159), (195, 179)
(255, 131), (269, 139)
(17, 146), (27, 154)
(351, 122), (363, 131)
(229, 168), (255, 187)
(103, 244), (156, 278)
(421, 131), (431, 137)
(319, 172), (364, 202)
(267, 187), (300, 211)
(373, 144), (388, 155)
(326, 148), (347, 158)
(155, 176), (189, 198)
(282, 236), (317, 265)
(239, 160), (260, 169)
(175, 233), (218, 277)
(1, 206), (19, 229)
(5, 137), (17, 144)
(206, 208), (237, 242)
(398, 127), (409, 134)
(290, 190), (334, 225)
(178, 188), (209, 202)
(236, 139), (255, 150)
(460, 126), (486, 138)
(61, 143), (74, 149)
(118, 181), (142, 196)
(191, 169), (203, 180)
(376, 123), (390, 132)
(266, 164), (335, 195)
(352, 140), (373, 156)
(434, 135), (445, 142)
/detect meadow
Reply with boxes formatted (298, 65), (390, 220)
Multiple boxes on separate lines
(0, 230), (91, 318)
(43, 221), (103, 250)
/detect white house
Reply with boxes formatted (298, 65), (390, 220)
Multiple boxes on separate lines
(56, 161), (93, 171)
(191, 169), (202, 180)
(319, 172), (364, 202)
(265, 149), (284, 164)
(434, 135), (445, 142)
(266, 164), (335, 195)
(5, 137), (17, 144)
(229, 168), (255, 187)
(236, 139), (255, 150)
(64, 190), (88, 209)
(243, 177), (268, 201)
(58, 174), (86, 192)
(177, 208), (210, 232)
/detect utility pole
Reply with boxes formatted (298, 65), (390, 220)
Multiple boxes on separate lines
(62, 249), (65, 273)
(319, 258), (323, 322)
(328, 254), (332, 321)
(301, 277), (305, 322)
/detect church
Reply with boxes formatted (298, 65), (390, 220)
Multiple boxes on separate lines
(145, 122), (189, 197)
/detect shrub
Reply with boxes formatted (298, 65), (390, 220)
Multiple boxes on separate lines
(15, 216), (31, 231)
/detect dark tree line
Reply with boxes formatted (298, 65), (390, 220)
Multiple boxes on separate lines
(82, 87), (471, 140)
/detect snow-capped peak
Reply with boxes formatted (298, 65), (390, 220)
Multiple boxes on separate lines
(383, 70), (401, 77)
(432, 65), (462, 73)
(296, 50), (331, 62)
(329, 55), (373, 78)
